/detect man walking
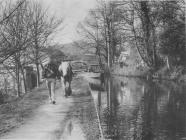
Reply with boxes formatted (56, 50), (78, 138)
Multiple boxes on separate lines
(42, 57), (59, 104)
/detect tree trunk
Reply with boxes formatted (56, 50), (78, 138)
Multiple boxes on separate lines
(107, 18), (111, 68)
(140, 1), (152, 66)
(152, 45), (157, 69)
(36, 62), (40, 87)
(167, 56), (171, 70)
(15, 54), (21, 97)
(4, 78), (8, 94)
(16, 63), (20, 97)
(20, 65), (27, 93)
(34, 31), (40, 87)
(152, 26), (158, 68)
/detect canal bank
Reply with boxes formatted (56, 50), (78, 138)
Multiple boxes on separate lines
(112, 64), (186, 84)
(0, 74), (101, 140)
(111, 46), (186, 83)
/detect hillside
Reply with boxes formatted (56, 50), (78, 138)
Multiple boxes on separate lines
(56, 41), (96, 61)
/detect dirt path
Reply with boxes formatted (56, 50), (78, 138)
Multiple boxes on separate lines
(0, 76), (90, 140)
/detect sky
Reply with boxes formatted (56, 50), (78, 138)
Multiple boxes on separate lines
(40, 0), (97, 44)
(0, 0), (97, 44)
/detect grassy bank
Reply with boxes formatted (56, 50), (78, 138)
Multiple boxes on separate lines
(112, 64), (186, 83)
(111, 63), (149, 78)
(153, 66), (186, 82)
(0, 82), (58, 136)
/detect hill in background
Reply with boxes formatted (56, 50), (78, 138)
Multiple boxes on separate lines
(55, 41), (96, 61)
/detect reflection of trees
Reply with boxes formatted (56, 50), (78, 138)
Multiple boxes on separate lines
(102, 77), (121, 139)
(164, 85), (186, 139)
(99, 78), (186, 140)
(103, 77), (133, 139)
(133, 82), (186, 140)
(131, 83), (164, 140)
(141, 83), (158, 140)
(102, 77), (146, 139)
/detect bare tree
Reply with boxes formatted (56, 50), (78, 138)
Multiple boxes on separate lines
(0, 0), (27, 64)
(28, 1), (63, 87)
(1, 0), (33, 96)
(77, 0), (123, 68)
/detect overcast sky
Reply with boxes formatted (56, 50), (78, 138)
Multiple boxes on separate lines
(40, 0), (97, 44)
(0, 0), (97, 44)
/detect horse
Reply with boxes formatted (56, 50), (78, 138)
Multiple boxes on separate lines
(58, 61), (73, 97)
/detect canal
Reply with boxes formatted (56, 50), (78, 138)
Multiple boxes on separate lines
(89, 76), (186, 140)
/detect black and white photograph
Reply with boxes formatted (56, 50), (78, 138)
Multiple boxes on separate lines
(0, 0), (185, 140)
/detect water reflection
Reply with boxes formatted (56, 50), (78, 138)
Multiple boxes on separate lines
(60, 120), (86, 140)
(89, 76), (186, 140)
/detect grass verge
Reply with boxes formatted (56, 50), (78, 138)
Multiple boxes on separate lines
(0, 83), (60, 136)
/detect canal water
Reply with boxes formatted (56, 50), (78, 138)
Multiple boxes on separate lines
(89, 76), (186, 140)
